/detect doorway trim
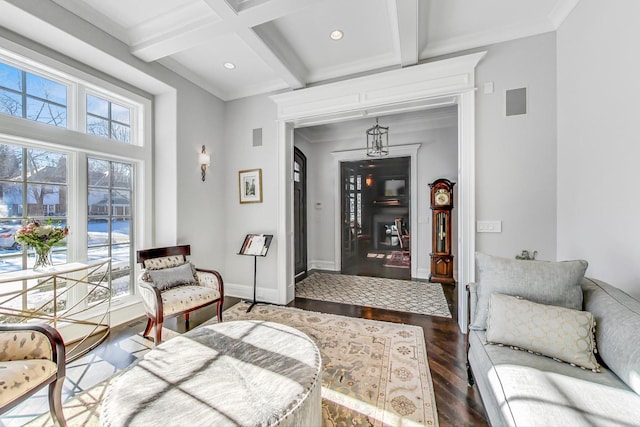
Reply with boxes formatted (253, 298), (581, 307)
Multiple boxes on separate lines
(271, 51), (486, 331)
(331, 144), (420, 278)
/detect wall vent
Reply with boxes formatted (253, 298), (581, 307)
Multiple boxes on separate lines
(253, 128), (263, 146)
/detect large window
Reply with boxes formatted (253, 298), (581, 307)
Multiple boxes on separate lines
(0, 61), (67, 127)
(0, 143), (68, 272)
(87, 94), (131, 143)
(0, 56), (141, 146)
(88, 158), (133, 298)
(0, 42), (150, 321)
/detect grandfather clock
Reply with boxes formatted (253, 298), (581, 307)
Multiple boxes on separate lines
(429, 179), (456, 284)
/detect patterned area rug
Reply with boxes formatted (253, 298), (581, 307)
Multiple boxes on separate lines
(383, 251), (410, 269)
(29, 303), (439, 427)
(296, 272), (452, 318)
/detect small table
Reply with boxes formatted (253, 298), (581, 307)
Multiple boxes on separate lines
(101, 320), (322, 427)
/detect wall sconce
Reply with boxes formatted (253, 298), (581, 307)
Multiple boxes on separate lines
(199, 145), (210, 181)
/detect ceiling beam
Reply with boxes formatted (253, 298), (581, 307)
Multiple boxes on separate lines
(131, 0), (317, 62)
(392, 0), (419, 67)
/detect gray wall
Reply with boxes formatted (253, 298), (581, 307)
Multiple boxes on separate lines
(475, 32), (558, 261)
(557, 0), (640, 298)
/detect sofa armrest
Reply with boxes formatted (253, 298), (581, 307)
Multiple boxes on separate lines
(0, 323), (65, 379)
(467, 282), (478, 328)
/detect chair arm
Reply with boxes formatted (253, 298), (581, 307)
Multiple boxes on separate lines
(0, 324), (65, 379)
(196, 268), (224, 297)
(138, 274), (163, 319)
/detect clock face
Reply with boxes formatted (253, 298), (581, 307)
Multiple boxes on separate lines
(435, 189), (450, 206)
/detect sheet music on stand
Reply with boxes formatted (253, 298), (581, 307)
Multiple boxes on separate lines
(238, 234), (273, 312)
(239, 234), (272, 257)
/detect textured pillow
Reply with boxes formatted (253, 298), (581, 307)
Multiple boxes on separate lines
(471, 252), (587, 330)
(486, 293), (600, 372)
(146, 262), (197, 291)
(143, 255), (186, 270)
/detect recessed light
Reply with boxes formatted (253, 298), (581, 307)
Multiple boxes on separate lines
(330, 30), (343, 41)
(223, 62), (236, 70)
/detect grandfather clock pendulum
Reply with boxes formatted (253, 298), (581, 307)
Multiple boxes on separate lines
(429, 179), (456, 284)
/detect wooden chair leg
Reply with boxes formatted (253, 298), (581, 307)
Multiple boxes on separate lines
(142, 317), (154, 338)
(48, 377), (67, 427)
(217, 300), (223, 322)
(155, 320), (163, 345)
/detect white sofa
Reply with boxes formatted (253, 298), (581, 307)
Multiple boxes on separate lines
(467, 253), (640, 426)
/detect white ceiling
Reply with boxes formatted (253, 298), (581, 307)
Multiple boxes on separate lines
(42, 0), (578, 101)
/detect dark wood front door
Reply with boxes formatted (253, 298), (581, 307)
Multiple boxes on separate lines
(294, 147), (307, 279)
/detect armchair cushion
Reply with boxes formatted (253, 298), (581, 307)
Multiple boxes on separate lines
(146, 263), (197, 291)
(0, 359), (58, 407)
(161, 286), (221, 316)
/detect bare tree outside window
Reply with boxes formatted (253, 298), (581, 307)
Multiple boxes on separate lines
(0, 62), (67, 127)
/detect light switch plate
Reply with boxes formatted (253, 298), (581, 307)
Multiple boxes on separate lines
(477, 220), (502, 233)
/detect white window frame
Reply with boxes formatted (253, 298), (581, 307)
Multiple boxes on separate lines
(0, 36), (152, 318)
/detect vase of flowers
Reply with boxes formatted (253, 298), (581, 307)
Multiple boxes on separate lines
(14, 219), (69, 271)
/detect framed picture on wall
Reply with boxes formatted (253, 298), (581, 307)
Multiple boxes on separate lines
(239, 168), (263, 203)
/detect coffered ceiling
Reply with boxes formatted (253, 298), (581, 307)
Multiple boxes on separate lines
(34, 0), (579, 101)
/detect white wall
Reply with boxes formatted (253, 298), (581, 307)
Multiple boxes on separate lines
(223, 95), (280, 300)
(475, 32), (558, 260)
(176, 84), (226, 271)
(300, 124), (458, 278)
(557, 0), (640, 298)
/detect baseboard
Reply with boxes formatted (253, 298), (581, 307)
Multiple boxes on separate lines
(415, 268), (429, 280)
(224, 282), (280, 304)
(309, 260), (336, 271)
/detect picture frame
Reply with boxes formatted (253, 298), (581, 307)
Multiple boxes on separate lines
(238, 168), (263, 203)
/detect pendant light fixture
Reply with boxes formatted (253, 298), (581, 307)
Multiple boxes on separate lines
(366, 117), (389, 157)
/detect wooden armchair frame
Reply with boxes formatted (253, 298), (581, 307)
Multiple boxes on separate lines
(137, 245), (224, 344)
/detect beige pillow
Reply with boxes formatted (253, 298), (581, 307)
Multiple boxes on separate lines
(486, 293), (600, 372)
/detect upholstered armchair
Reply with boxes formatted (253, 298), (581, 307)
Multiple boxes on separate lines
(137, 245), (224, 345)
(0, 323), (66, 427)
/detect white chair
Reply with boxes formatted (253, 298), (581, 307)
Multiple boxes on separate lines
(137, 245), (224, 345)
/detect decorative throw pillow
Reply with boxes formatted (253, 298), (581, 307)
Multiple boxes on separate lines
(471, 252), (588, 330)
(146, 262), (197, 291)
(486, 293), (600, 372)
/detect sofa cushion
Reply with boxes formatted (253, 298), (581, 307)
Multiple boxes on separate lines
(147, 263), (197, 291)
(582, 277), (640, 395)
(471, 253), (587, 330)
(486, 293), (599, 371)
(468, 330), (640, 427)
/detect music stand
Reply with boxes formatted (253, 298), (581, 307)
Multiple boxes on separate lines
(238, 234), (273, 312)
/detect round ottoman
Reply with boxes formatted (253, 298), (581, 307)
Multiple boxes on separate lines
(101, 320), (322, 427)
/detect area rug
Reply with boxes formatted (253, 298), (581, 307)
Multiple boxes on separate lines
(296, 272), (451, 318)
(29, 303), (439, 427)
(383, 251), (410, 269)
